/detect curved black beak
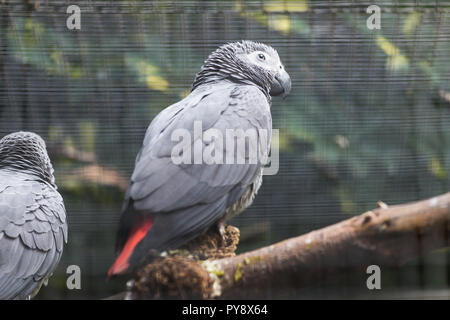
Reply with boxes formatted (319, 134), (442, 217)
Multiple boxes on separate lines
(269, 69), (291, 99)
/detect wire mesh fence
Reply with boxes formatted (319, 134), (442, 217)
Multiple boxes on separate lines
(0, 0), (449, 299)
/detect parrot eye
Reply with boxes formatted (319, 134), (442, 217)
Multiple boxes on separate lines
(258, 53), (266, 61)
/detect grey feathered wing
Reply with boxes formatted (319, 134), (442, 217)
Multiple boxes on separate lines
(126, 83), (271, 264)
(0, 173), (67, 300)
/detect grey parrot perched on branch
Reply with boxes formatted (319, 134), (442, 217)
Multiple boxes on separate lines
(108, 40), (291, 277)
(0, 132), (67, 299)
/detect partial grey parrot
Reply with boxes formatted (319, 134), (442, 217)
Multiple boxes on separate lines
(108, 40), (291, 276)
(0, 131), (67, 299)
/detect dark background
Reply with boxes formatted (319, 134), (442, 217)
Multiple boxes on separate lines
(0, 0), (449, 299)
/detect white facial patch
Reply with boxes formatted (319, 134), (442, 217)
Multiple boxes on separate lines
(244, 50), (282, 74)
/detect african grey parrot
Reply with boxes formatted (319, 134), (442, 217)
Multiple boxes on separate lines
(0, 131), (67, 299)
(108, 40), (291, 276)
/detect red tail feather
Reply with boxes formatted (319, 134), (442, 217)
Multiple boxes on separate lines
(107, 217), (153, 279)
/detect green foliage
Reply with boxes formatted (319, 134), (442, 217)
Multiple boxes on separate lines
(1, 1), (449, 299)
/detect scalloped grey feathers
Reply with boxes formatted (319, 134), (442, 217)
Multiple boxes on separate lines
(126, 82), (271, 265)
(0, 132), (67, 300)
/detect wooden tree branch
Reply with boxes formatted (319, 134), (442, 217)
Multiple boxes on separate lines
(126, 192), (450, 299)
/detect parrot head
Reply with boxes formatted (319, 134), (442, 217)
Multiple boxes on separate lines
(192, 40), (291, 99)
(0, 131), (55, 186)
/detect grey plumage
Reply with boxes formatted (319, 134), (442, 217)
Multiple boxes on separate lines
(0, 132), (67, 300)
(112, 41), (291, 273)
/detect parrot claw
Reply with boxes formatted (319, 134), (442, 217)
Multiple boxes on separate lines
(218, 221), (227, 246)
